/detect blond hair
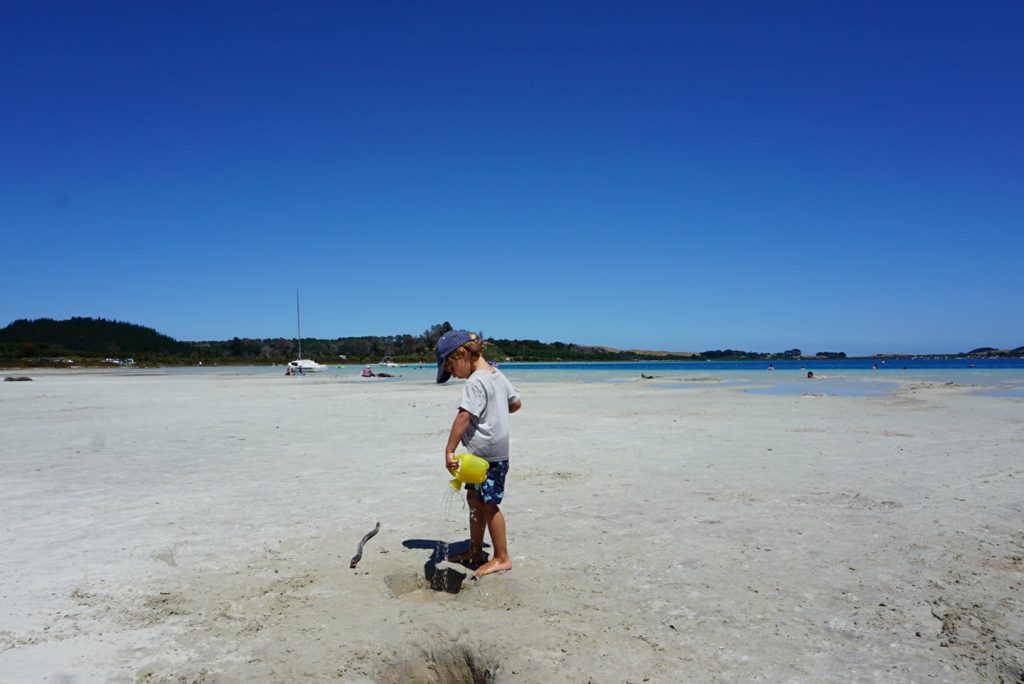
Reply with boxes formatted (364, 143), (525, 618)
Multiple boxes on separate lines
(449, 335), (489, 364)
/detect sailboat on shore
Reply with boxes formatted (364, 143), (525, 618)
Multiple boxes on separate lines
(288, 290), (326, 373)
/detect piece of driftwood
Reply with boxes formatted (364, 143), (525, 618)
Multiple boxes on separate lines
(350, 522), (381, 568)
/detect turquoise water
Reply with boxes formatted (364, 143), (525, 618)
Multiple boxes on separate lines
(153, 358), (1024, 398)
(974, 389), (1024, 398)
(492, 359), (1023, 397)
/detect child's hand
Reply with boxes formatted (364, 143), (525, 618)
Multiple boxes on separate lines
(445, 452), (458, 474)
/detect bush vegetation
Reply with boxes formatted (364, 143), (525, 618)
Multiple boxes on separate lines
(11, 317), (979, 368)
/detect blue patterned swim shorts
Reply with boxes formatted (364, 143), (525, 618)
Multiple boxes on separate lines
(467, 460), (509, 504)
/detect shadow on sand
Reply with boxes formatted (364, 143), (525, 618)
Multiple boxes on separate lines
(402, 538), (491, 594)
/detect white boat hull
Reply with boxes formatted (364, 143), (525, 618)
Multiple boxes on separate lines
(288, 359), (327, 372)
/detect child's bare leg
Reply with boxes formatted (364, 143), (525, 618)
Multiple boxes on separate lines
(474, 503), (512, 577)
(446, 490), (488, 564)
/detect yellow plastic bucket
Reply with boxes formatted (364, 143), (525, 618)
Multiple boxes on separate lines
(450, 454), (489, 491)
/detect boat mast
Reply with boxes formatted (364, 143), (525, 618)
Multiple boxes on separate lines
(296, 290), (302, 359)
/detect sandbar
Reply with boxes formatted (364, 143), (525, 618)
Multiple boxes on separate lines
(1, 370), (1021, 682)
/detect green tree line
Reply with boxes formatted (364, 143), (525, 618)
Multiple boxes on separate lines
(0, 317), (878, 367)
(0, 317), (187, 360)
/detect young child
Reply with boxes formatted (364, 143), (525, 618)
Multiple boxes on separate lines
(435, 329), (522, 577)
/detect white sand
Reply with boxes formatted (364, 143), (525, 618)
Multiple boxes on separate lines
(1, 370), (1022, 682)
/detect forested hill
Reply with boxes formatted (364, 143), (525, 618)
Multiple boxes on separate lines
(0, 318), (696, 365)
(192, 327), (690, 363)
(4, 317), (1016, 366)
(0, 317), (188, 357)
(0, 317), (828, 365)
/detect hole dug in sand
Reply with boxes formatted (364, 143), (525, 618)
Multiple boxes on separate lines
(384, 561), (468, 602)
(379, 644), (496, 684)
(386, 561), (523, 608)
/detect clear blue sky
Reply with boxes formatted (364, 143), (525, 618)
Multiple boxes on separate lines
(2, 1), (1021, 355)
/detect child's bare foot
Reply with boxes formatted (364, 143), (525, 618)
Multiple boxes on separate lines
(445, 549), (487, 565)
(473, 558), (512, 577)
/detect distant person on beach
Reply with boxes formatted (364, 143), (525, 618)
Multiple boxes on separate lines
(807, 371), (815, 379)
(435, 330), (522, 578)
(360, 366), (375, 377)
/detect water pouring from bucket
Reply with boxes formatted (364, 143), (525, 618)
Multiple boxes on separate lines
(449, 453), (489, 491)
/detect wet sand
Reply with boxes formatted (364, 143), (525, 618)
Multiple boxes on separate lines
(1, 371), (1022, 682)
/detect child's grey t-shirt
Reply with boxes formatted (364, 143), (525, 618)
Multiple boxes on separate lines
(459, 368), (520, 463)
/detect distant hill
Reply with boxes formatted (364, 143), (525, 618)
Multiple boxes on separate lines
(0, 317), (188, 357)
(4, 316), (1018, 366)
(484, 339), (695, 362)
(591, 346), (697, 357)
(964, 346), (1024, 358)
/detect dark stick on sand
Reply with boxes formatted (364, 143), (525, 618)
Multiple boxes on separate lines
(350, 522), (381, 568)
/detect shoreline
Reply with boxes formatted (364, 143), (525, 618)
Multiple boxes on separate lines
(3, 353), (1023, 372)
